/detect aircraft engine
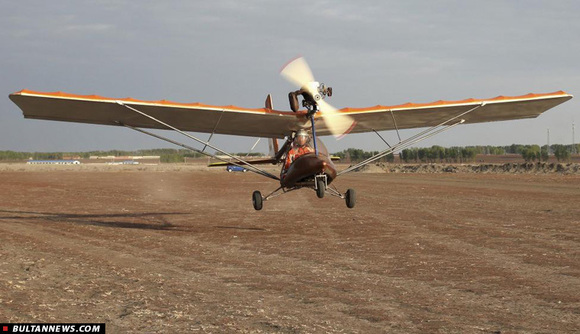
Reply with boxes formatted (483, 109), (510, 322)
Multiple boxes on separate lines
(288, 91), (299, 112)
(281, 57), (356, 137)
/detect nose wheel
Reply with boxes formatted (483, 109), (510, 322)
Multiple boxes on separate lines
(315, 175), (326, 199)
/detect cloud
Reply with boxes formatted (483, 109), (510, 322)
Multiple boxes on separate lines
(62, 23), (115, 33)
(1, 1), (579, 152)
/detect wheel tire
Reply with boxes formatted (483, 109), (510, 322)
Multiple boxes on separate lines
(345, 188), (356, 208)
(316, 178), (325, 199)
(252, 191), (263, 211)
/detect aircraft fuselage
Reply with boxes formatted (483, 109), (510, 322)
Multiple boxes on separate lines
(280, 153), (337, 188)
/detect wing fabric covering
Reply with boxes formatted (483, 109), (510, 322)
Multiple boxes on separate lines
(332, 91), (572, 136)
(9, 90), (572, 137)
(9, 90), (300, 139)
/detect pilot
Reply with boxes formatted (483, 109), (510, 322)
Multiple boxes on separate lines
(283, 129), (314, 172)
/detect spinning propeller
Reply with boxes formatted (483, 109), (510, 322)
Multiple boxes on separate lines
(280, 57), (356, 138)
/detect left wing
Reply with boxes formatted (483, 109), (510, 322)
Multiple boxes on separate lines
(9, 90), (305, 139)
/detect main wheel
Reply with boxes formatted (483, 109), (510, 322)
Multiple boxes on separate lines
(345, 188), (356, 208)
(252, 191), (263, 210)
(316, 178), (325, 198)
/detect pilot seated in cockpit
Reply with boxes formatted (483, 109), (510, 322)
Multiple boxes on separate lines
(281, 129), (314, 177)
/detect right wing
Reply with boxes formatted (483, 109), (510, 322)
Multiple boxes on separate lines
(312, 91), (573, 136)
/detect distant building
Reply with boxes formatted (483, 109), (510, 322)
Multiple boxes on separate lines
(27, 160), (81, 165)
(88, 155), (160, 164)
(89, 155), (159, 160)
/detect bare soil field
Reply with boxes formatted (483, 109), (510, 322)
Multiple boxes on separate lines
(1, 166), (579, 333)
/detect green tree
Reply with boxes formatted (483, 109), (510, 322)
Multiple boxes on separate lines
(461, 148), (477, 162)
(521, 145), (540, 162)
(553, 145), (570, 162)
(540, 145), (549, 162)
(401, 148), (419, 163)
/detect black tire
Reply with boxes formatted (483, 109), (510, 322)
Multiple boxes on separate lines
(345, 188), (355, 208)
(316, 178), (325, 198)
(252, 191), (263, 211)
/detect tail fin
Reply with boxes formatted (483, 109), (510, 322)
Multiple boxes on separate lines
(265, 94), (274, 110)
(265, 94), (279, 157)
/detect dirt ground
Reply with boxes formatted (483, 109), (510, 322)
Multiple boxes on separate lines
(1, 165), (579, 333)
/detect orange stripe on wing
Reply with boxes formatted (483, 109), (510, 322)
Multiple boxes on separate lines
(338, 91), (571, 113)
(12, 89), (297, 115)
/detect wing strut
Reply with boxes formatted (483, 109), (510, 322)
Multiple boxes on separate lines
(246, 138), (261, 157)
(202, 110), (225, 153)
(390, 110), (402, 142)
(373, 129), (391, 148)
(115, 102), (280, 181)
(338, 103), (485, 176)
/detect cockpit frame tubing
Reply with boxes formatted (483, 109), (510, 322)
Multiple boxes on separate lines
(310, 115), (319, 156)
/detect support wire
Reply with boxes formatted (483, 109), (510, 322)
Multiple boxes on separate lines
(338, 104), (484, 176)
(115, 102), (280, 181)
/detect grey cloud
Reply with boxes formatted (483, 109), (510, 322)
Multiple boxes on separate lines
(1, 0), (578, 153)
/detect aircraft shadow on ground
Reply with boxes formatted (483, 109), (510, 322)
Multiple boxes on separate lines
(0, 209), (188, 231)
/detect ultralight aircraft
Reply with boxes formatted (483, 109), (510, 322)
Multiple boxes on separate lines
(9, 57), (573, 210)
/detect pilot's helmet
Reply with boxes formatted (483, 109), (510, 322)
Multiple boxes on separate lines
(295, 129), (309, 146)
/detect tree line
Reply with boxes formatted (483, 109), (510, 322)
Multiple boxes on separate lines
(334, 144), (579, 163)
(332, 148), (395, 163)
(0, 149), (202, 163)
(1, 144), (578, 163)
(0, 148), (266, 163)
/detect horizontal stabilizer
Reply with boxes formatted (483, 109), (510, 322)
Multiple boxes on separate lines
(208, 158), (278, 167)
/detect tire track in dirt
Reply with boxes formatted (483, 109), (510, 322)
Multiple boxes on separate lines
(1, 217), (407, 332)
(2, 170), (579, 332)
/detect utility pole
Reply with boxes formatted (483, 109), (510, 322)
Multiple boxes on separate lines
(547, 128), (551, 155)
(573, 122), (576, 154)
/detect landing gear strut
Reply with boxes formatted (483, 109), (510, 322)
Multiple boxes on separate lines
(315, 174), (327, 199)
(252, 184), (355, 210)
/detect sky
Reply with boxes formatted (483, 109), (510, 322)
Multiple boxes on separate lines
(1, 0), (579, 154)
